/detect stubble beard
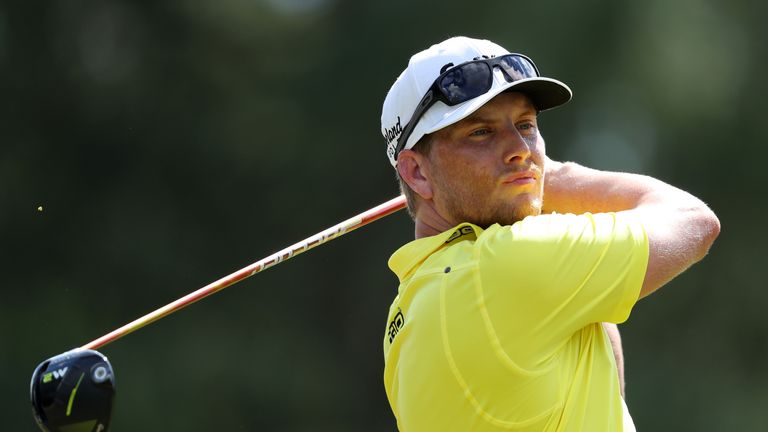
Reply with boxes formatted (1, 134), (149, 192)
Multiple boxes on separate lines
(440, 183), (543, 228)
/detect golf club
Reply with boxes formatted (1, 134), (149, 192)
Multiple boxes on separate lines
(31, 195), (407, 432)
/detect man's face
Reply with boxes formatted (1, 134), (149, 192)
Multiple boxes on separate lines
(423, 92), (546, 227)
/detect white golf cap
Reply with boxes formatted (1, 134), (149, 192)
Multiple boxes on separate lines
(381, 36), (572, 167)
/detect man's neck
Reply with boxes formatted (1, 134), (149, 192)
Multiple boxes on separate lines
(414, 200), (455, 239)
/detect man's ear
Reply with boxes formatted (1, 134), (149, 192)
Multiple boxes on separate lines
(397, 149), (433, 200)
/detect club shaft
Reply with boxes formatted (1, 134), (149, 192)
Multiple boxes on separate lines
(80, 195), (407, 351)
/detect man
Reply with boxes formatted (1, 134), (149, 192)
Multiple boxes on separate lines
(379, 36), (720, 431)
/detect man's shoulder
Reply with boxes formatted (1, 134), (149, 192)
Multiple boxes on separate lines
(474, 212), (645, 260)
(478, 213), (592, 241)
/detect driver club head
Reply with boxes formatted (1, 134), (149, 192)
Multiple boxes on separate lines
(30, 349), (115, 432)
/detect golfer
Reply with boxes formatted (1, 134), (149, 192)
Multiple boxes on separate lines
(380, 36), (720, 431)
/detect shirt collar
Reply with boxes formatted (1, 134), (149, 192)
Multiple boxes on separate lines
(388, 223), (482, 282)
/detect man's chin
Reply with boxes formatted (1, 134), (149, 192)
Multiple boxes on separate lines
(506, 197), (542, 220)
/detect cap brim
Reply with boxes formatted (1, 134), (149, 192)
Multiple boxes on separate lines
(508, 77), (572, 111)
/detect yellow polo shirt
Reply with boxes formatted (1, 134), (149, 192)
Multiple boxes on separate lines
(383, 212), (648, 431)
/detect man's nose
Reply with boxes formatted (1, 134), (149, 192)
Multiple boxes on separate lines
(500, 124), (532, 164)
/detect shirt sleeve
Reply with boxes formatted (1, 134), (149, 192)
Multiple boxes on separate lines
(477, 212), (648, 343)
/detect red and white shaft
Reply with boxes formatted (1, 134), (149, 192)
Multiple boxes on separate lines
(80, 195), (407, 351)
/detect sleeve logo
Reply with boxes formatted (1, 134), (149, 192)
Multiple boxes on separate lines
(388, 308), (405, 343)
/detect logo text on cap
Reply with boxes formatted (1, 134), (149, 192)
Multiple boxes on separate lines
(383, 116), (403, 145)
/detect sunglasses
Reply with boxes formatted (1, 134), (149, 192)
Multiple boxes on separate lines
(393, 53), (541, 161)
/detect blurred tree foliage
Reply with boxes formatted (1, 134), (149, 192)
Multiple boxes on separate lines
(1, 0), (766, 430)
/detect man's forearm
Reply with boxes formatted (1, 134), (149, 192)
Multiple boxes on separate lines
(542, 159), (697, 215)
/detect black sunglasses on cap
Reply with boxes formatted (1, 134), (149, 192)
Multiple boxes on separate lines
(392, 53), (541, 161)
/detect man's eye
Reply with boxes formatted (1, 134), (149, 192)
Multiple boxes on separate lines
(518, 122), (537, 133)
(469, 128), (491, 137)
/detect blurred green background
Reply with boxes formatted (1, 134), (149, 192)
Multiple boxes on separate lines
(2, 0), (766, 430)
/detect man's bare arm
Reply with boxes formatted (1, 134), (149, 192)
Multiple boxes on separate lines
(543, 159), (720, 298)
